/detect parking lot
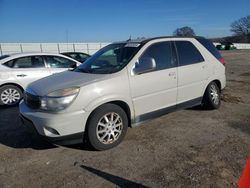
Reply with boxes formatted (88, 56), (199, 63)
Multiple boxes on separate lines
(0, 50), (250, 187)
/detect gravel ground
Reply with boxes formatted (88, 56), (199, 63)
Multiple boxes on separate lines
(0, 50), (250, 188)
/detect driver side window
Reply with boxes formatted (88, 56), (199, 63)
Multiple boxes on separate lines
(46, 56), (75, 68)
(139, 42), (175, 71)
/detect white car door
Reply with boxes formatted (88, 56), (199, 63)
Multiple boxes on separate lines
(45, 56), (78, 74)
(128, 41), (178, 121)
(175, 40), (209, 104)
(11, 56), (51, 89)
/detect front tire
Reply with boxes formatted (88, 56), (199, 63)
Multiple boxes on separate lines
(86, 104), (128, 150)
(202, 82), (221, 110)
(0, 85), (23, 106)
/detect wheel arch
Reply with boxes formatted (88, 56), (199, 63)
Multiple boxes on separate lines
(213, 79), (222, 91)
(86, 100), (132, 128)
(0, 83), (24, 92)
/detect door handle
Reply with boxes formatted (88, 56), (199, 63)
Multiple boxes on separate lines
(16, 74), (27, 77)
(168, 72), (176, 76)
(202, 65), (208, 69)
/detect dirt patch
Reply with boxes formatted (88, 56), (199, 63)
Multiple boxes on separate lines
(240, 72), (250, 77)
(227, 79), (250, 84)
(222, 93), (242, 103)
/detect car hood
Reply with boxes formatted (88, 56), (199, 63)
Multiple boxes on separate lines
(27, 71), (110, 96)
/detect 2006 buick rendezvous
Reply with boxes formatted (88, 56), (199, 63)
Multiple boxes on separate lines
(20, 36), (226, 150)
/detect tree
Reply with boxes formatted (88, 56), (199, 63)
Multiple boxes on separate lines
(231, 15), (250, 36)
(173, 26), (196, 37)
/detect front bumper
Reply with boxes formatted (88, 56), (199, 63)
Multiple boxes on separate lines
(19, 100), (87, 145)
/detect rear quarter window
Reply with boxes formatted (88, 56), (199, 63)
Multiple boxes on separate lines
(175, 41), (204, 66)
(3, 60), (14, 68)
(196, 38), (222, 60)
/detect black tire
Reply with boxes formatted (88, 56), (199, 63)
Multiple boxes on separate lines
(86, 103), (128, 151)
(0, 85), (23, 106)
(202, 82), (221, 110)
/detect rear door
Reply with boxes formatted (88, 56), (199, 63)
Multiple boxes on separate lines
(175, 40), (209, 104)
(10, 56), (50, 89)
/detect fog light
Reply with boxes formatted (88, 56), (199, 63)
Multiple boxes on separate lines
(44, 126), (60, 136)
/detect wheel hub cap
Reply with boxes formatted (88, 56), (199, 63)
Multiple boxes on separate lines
(0, 88), (21, 105)
(96, 112), (123, 144)
(210, 85), (219, 105)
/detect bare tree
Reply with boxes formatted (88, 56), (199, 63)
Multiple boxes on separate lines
(231, 15), (250, 36)
(173, 26), (196, 37)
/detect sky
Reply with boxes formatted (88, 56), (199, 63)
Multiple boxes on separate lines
(0, 0), (249, 42)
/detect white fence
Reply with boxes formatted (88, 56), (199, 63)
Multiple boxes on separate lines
(233, 43), (250, 49)
(0, 42), (249, 56)
(0, 43), (110, 56)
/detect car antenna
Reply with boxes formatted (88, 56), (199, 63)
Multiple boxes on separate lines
(127, 35), (132, 42)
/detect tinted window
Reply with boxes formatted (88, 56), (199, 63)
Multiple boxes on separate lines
(140, 42), (175, 71)
(175, 41), (204, 66)
(0, 55), (10, 60)
(3, 60), (14, 68)
(79, 53), (90, 59)
(196, 38), (222, 59)
(66, 53), (90, 62)
(6, 56), (45, 68)
(46, 56), (76, 68)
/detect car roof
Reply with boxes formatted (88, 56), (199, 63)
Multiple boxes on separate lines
(0, 52), (80, 64)
(61, 52), (90, 56)
(7, 52), (66, 57)
(115, 36), (206, 45)
(61, 52), (88, 54)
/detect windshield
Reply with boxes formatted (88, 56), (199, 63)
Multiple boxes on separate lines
(74, 43), (141, 74)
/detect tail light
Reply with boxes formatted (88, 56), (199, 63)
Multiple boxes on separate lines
(219, 57), (226, 66)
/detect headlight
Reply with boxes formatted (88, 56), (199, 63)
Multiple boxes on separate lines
(40, 87), (80, 111)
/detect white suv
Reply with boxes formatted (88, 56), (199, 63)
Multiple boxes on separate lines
(0, 53), (80, 106)
(19, 37), (226, 150)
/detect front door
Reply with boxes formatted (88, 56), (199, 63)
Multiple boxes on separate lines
(128, 41), (178, 120)
(44, 56), (77, 74)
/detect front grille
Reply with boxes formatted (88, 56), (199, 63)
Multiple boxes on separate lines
(24, 92), (41, 109)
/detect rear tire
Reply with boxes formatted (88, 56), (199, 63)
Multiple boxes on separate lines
(86, 104), (128, 150)
(0, 85), (23, 106)
(202, 82), (221, 110)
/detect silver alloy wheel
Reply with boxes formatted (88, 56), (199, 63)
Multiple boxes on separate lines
(210, 84), (219, 105)
(0, 88), (21, 105)
(96, 112), (123, 144)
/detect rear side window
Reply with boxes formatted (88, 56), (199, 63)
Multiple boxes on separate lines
(140, 41), (175, 71)
(4, 56), (45, 68)
(175, 41), (204, 66)
(196, 38), (222, 59)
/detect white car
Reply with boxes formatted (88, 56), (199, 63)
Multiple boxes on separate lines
(0, 53), (81, 106)
(20, 37), (226, 150)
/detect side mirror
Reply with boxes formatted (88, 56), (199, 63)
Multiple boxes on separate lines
(68, 63), (77, 70)
(133, 57), (156, 75)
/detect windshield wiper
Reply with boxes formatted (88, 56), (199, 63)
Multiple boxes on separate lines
(76, 68), (90, 73)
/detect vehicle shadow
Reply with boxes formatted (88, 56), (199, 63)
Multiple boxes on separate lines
(80, 164), (149, 188)
(185, 105), (205, 111)
(0, 106), (55, 149)
(0, 106), (91, 150)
